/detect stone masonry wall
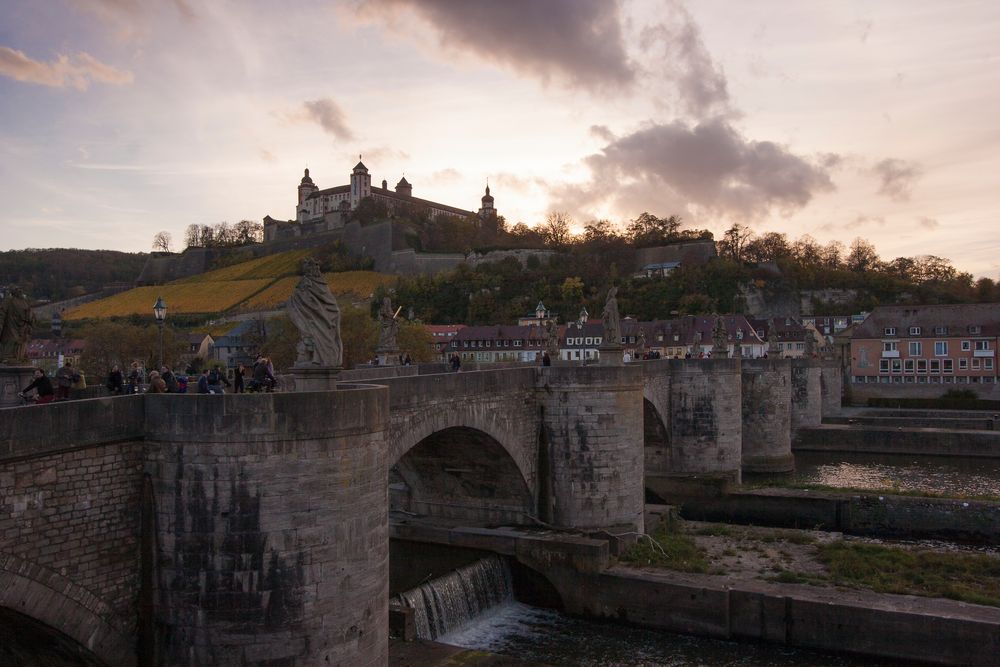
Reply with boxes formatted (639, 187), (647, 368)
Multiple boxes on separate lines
(740, 359), (793, 473)
(0, 440), (143, 666)
(790, 359), (822, 431)
(143, 389), (389, 667)
(819, 359), (842, 417)
(535, 366), (645, 533)
(658, 359), (742, 483)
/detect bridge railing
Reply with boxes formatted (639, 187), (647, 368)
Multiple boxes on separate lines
(0, 395), (145, 461)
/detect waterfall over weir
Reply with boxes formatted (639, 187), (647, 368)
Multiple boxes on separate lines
(394, 555), (513, 640)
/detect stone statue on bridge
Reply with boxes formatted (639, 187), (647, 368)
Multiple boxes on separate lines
(601, 287), (621, 350)
(0, 285), (34, 364)
(767, 318), (781, 356)
(287, 259), (342, 368)
(711, 316), (729, 357)
(543, 319), (560, 359)
(636, 328), (647, 359)
(376, 296), (400, 363)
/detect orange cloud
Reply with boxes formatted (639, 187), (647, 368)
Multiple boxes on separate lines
(0, 47), (133, 90)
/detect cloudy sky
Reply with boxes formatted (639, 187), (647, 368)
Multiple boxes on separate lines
(1, 0), (998, 277)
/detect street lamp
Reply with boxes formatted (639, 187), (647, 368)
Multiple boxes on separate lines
(153, 296), (167, 369)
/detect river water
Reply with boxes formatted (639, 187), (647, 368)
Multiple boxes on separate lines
(439, 601), (904, 666)
(773, 451), (1000, 497)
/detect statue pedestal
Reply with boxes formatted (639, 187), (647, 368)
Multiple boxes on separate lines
(598, 345), (624, 367)
(0, 365), (35, 408)
(290, 366), (341, 392)
(376, 349), (400, 366)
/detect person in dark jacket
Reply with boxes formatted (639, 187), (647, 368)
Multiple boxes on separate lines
(233, 363), (245, 393)
(106, 365), (124, 394)
(54, 360), (76, 401)
(160, 366), (179, 393)
(197, 369), (211, 394)
(252, 356), (276, 391)
(20, 369), (55, 404)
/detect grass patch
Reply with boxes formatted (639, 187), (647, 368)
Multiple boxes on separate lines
(818, 542), (1000, 607)
(621, 519), (709, 573)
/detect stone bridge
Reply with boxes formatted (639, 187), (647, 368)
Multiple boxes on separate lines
(0, 358), (840, 666)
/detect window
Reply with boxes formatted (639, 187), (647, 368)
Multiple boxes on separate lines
(930, 359), (940, 373)
(514, 340), (522, 347)
(975, 340), (990, 351)
(943, 359), (953, 373)
(891, 359), (902, 373)
(972, 358), (981, 370)
(908, 326), (921, 335)
(969, 325), (981, 335)
(884, 327), (897, 336)
(585, 337), (593, 346)
(883, 342), (898, 352)
(904, 359), (915, 373)
(934, 326), (948, 335)
(796, 342), (805, 351)
(934, 341), (948, 356)
(962, 341), (971, 351)
(986, 358), (994, 370)
(879, 359), (890, 373)
(959, 358), (968, 370)
(736, 329), (744, 340)
(908, 341), (922, 356)
(858, 347), (870, 368)
(485, 340), (491, 347)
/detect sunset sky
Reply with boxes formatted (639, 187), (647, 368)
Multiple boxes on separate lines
(1, 1), (998, 277)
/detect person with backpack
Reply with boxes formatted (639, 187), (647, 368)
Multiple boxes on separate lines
(161, 366), (179, 393)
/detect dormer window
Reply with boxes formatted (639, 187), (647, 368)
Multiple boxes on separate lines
(969, 325), (981, 335)
(884, 327), (897, 336)
(908, 326), (921, 336)
(934, 326), (948, 335)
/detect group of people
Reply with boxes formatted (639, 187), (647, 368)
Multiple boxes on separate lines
(19, 360), (85, 404)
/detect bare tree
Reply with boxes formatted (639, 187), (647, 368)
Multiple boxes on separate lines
(184, 224), (201, 248)
(152, 231), (172, 253)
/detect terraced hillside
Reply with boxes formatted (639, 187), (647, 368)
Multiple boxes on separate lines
(63, 250), (395, 320)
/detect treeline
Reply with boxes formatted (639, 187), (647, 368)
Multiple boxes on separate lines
(0, 249), (148, 303)
(375, 213), (998, 325)
(184, 220), (263, 248)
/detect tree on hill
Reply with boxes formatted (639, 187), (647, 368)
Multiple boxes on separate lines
(152, 231), (172, 253)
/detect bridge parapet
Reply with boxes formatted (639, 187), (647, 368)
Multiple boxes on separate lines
(0, 395), (144, 461)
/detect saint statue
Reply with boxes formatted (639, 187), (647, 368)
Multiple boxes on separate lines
(636, 328), (647, 358)
(0, 285), (35, 364)
(287, 259), (342, 367)
(544, 319), (560, 358)
(767, 318), (781, 355)
(377, 296), (399, 352)
(711, 316), (729, 357)
(601, 287), (621, 349)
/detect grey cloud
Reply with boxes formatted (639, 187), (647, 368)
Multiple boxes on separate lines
(590, 125), (615, 142)
(917, 216), (939, 229)
(549, 117), (834, 221)
(302, 98), (355, 140)
(872, 158), (922, 201)
(638, 0), (730, 117)
(431, 168), (461, 182)
(0, 47), (133, 89)
(845, 214), (886, 230)
(358, 0), (634, 91)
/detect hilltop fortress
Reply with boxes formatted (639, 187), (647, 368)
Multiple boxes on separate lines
(264, 160), (497, 243)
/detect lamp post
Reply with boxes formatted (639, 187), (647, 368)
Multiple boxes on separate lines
(153, 296), (167, 369)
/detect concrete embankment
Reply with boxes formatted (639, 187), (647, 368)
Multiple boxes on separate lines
(679, 488), (1000, 543)
(394, 520), (1000, 665)
(795, 423), (1000, 457)
(566, 566), (1000, 667)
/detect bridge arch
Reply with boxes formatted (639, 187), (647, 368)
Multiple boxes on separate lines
(642, 394), (672, 503)
(0, 556), (135, 665)
(391, 426), (535, 526)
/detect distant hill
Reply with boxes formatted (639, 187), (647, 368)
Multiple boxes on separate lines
(63, 249), (395, 320)
(0, 248), (148, 302)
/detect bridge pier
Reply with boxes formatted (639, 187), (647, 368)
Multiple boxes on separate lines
(819, 358), (843, 418)
(791, 359), (823, 432)
(536, 366), (645, 534)
(143, 390), (389, 667)
(741, 359), (793, 473)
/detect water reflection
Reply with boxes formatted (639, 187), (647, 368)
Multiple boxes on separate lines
(784, 451), (1000, 497)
